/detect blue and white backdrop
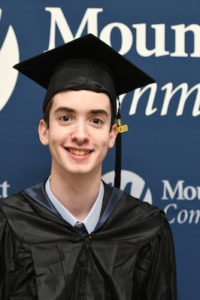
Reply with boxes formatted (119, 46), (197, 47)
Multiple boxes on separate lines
(0, 1), (199, 299)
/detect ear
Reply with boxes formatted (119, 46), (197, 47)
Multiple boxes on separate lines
(109, 124), (118, 148)
(38, 119), (49, 145)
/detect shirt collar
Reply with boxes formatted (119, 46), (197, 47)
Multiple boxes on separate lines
(45, 177), (104, 234)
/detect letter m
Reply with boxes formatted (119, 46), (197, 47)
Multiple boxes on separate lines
(161, 82), (200, 116)
(162, 180), (184, 200)
(45, 7), (103, 50)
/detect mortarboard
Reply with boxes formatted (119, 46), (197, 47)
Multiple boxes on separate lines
(14, 34), (155, 188)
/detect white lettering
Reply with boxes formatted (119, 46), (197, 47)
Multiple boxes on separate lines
(164, 203), (176, 224)
(183, 186), (197, 200)
(164, 204), (200, 224)
(171, 24), (200, 57)
(162, 180), (200, 200)
(129, 83), (157, 115)
(177, 209), (188, 224)
(197, 187), (200, 199)
(45, 7), (103, 50)
(118, 93), (127, 106)
(162, 180), (185, 200)
(188, 210), (200, 224)
(100, 22), (133, 55)
(132, 23), (169, 57)
(161, 83), (200, 116)
(120, 82), (200, 117)
(45, 8), (200, 58)
(0, 181), (10, 198)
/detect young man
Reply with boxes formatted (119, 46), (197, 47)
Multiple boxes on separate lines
(0, 34), (177, 299)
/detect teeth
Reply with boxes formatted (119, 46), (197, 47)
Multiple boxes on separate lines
(69, 149), (90, 156)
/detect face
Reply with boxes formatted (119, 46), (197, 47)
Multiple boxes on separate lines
(38, 90), (117, 179)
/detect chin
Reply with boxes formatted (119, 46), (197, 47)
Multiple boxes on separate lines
(64, 164), (100, 177)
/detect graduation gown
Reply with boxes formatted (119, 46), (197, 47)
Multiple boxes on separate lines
(0, 182), (177, 300)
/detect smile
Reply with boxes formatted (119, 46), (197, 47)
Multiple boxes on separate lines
(67, 148), (92, 156)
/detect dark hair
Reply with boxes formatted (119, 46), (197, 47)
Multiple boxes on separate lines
(43, 97), (53, 128)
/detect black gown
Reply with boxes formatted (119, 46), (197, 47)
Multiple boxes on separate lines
(0, 182), (177, 300)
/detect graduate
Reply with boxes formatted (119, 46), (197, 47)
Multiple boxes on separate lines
(0, 34), (177, 300)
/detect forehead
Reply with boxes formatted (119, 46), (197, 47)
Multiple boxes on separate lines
(50, 90), (112, 113)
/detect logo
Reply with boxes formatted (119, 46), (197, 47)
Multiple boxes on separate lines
(102, 170), (152, 204)
(0, 9), (19, 111)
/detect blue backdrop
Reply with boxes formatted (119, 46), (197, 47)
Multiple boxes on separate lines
(1, 1), (200, 299)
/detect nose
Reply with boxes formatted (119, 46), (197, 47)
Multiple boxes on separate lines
(71, 121), (89, 145)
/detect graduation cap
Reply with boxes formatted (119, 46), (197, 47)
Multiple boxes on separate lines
(14, 34), (155, 188)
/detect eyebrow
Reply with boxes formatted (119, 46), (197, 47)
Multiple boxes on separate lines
(54, 106), (75, 114)
(90, 109), (108, 117)
(54, 106), (108, 117)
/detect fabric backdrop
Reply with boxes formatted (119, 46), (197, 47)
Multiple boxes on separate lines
(0, 1), (199, 299)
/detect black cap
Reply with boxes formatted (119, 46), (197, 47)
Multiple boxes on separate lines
(13, 34), (155, 188)
(14, 34), (154, 109)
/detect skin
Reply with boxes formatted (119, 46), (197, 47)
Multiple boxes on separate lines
(38, 90), (117, 220)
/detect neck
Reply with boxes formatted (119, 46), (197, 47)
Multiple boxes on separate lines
(49, 169), (102, 221)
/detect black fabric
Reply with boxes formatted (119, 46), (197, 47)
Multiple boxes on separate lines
(114, 132), (122, 188)
(0, 183), (177, 300)
(13, 34), (155, 104)
(43, 58), (117, 114)
(74, 222), (88, 236)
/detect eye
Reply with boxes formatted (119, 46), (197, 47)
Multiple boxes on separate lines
(92, 118), (102, 124)
(60, 115), (71, 122)
(90, 117), (104, 127)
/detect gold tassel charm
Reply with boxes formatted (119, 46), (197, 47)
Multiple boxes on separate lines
(116, 118), (128, 133)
